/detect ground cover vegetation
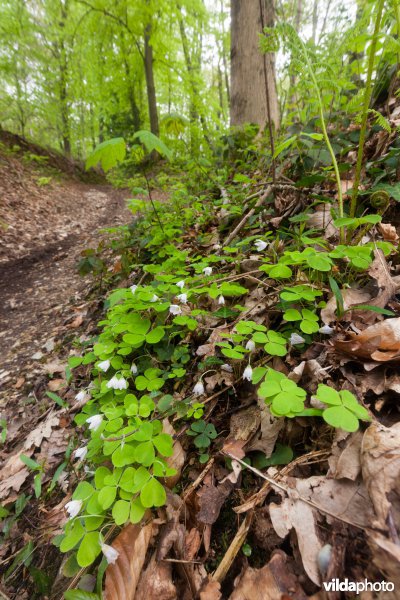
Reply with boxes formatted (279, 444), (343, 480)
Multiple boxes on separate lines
(1, 0), (400, 598)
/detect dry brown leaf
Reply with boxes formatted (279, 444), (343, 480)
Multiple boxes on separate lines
(68, 314), (84, 328)
(163, 419), (185, 488)
(197, 478), (234, 525)
(228, 551), (306, 599)
(321, 288), (371, 324)
(185, 527), (202, 560)
(246, 403), (284, 458)
(269, 494), (322, 585)
(269, 475), (375, 585)
(367, 533), (400, 599)
(204, 370), (234, 392)
(361, 422), (400, 530)
(307, 202), (336, 239)
(199, 579), (222, 600)
(229, 406), (260, 443)
(334, 318), (400, 362)
(135, 551), (177, 600)
(328, 430), (362, 481)
(104, 521), (154, 600)
(47, 378), (65, 391)
(378, 222), (399, 243)
(24, 411), (60, 449)
(362, 250), (399, 324)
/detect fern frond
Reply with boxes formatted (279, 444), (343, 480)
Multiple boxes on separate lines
(346, 88), (366, 113)
(367, 109), (392, 132)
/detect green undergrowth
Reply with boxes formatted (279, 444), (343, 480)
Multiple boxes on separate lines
(52, 144), (398, 573)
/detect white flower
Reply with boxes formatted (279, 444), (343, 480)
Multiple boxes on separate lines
(218, 295), (225, 305)
(131, 363), (138, 374)
(150, 294), (159, 302)
(193, 381), (205, 396)
(74, 446), (88, 461)
(106, 375), (118, 389)
(130, 285), (138, 294)
(203, 267), (213, 276)
(169, 304), (182, 315)
(319, 325), (334, 335)
(254, 239), (268, 252)
(290, 333), (305, 345)
(101, 543), (119, 565)
(176, 293), (188, 304)
(98, 359), (110, 372)
(221, 363), (233, 372)
(243, 365), (253, 381)
(65, 499), (82, 519)
(176, 280), (185, 289)
(86, 414), (103, 431)
(118, 377), (128, 390)
(75, 390), (86, 402)
(245, 340), (256, 352)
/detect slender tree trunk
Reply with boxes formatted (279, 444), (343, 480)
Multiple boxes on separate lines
(312, 0), (318, 43)
(120, 33), (141, 131)
(59, 0), (71, 156)
(144, 22), (159, 136)
(230, 0), (279, 129)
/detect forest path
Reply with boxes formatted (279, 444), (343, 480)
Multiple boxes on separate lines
(0, 183), (131, 447)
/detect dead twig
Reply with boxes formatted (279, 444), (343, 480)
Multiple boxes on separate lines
(212, 513), (253, 583)
(223, 186), (272, 247)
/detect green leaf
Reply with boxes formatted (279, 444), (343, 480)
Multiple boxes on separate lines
(130, 498), (146, 523)
(112, 500), (130, 525)
(135, 441), (155, 466)
(46, 391), (67, 407)
(146, 326), (165, 344)
(153, 433), (173, 457)
(349, 305), (395, 316)
(140, 477), (166, 507)
(20, 454), (40, 471)
(284, 309), (302, 321)
(272, 134), (297, 158)
(76, 532), (101, 568)
(132, 130), (172, 160)
(323, 406), (359, 432)
(269, 264), (293, 279)
(98, 486), (117, 510)
(86, 137), (126, 172)
(64, 591), (99, 600)
(328, 276), (344, 318)
(60, 520), (85, 553)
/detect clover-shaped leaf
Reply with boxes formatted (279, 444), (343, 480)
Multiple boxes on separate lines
(135, 368), (164, 391)
(315, 384), (370, 432)
(253, 330), (287, 356)
(187, 420), (217, 448)
(258, 369), (306, 417)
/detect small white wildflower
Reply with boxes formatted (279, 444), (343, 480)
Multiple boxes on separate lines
(176, 293), (188, 304)
(290, 333), (305, 345)
(106, 375), (118, 389)
(101, 543), (119, 565)
(193, 381), (205, 396)
(130, 285), (138, 294)
(319, 325), (334, 335)
(176, 280), (185, 289)
(169, 304), (182, 315)
(245, 340), (256, 352)
(117, 377), (128, 390)
(203, 267), (213, 276)
(254, 239), (268, 252)
(97, 359), (110, 372)
(65, 499), (82, 519)
(86, 414), (103, 431)
(221, 363), (233, 373)
(75, 390), (86, 403)
(218, 295), (225, 305)
(150, 294), (159, 302)
(243, 365), (253, 381)
(131, 363), (138, 374)
(74, 446), (88, 461)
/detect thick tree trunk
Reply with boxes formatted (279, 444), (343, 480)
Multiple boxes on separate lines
(230, 0), (279, 129)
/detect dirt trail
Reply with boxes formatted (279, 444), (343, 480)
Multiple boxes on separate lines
(0, 183), (131, 439)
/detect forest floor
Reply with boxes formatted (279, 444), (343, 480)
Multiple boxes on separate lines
(0, 139), (135, 596)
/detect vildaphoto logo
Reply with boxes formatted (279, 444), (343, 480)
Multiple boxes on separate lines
(323, 579), (394, 593)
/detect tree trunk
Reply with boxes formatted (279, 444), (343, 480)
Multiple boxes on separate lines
(144, 22), (159, 136)
(230, 0), (279, 129)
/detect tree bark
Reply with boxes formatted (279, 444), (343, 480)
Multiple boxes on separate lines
(230, 0), (279, 129)
(144, 22), (159, 137)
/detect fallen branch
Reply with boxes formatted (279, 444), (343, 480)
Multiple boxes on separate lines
(223, 186), (272, 247)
